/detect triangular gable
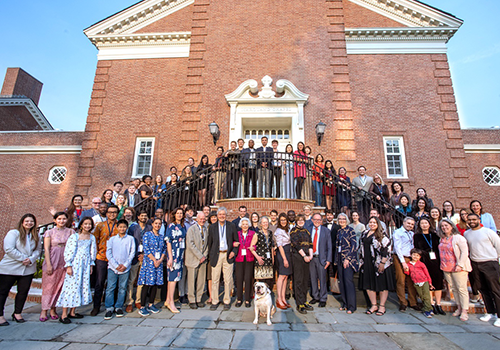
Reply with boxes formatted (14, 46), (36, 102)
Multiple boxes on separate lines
(84, 0), (194, 37)
(344, 1), (403, 28)
(134, 2), (193, 34)
(347, 0), (463, 28)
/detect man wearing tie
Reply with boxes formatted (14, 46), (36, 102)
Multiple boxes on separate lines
(185, 212), (209, 309)
(256, 136), (273, 197)
(309, 213), (332, 307)
(207, 207), (239, 311)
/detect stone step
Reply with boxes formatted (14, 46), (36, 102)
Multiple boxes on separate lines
(9, 285), (42, 304)
(440, 300), (485, 314)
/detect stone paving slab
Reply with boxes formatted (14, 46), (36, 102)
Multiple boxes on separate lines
(171, 329), (234, 349)
(278, 331), (352, 350)
(460, 324), (500, 333)
(147, 327), (183, 347)
(291, 323), (334, 332)
(421, 324), (466, 333)
(332, 312), (377, 325)
(315, 311), (339, 324)
(0, 322), (77, 340)
(231, 330), (279, 349)
(344, 332), (401, 350)
(389, 333), (463, 350)
(218, 310), (243, 321)
(368, 312), (422, 324)
(179, 320), (217, 329)
(331, 324), (376, 332)
(442, 333), (500, 350)
(372, 324), (428, 333)
(217, 321), (257, 330)
(257, 322), (291, 331)
(60, 324), (118, 343)
(285, 310), (318, 324)
(102, 316), (144, 325)
(140, 318), (182, 327)
(0, 341), (68, 350)
(98, 325), (162, 345)
(171, 309), (221, 320)
(63, 344), (106, 350)
(102, 345), (129, 350)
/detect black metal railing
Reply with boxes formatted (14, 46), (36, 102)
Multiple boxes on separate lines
(134, 151), (407, 227)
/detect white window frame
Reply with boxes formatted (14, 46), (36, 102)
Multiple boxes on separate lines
(48, 166), (67, 184)
(132, 137), (155, 178)
(482, 166), (500, 186)
(383, 136), (408, 179)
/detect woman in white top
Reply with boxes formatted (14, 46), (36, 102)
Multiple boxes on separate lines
(348, 211), (366, 247)
(0, 214), (41, 325)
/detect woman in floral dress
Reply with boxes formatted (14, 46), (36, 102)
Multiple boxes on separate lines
(56, 217), (97, 323)
(164, 207), (187, 313)
(40, 212), (74, 322)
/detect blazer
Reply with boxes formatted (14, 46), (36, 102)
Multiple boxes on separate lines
(0, 229), (41, 276)
(124, 191), (141, 207)
(309, 225), (332, 267)
(447, 234), (472, 272)
(235, 230), (256, 262)
(255, 146), (273, 169)
(351, 175), (373, 201)
(185, 223), (208, 268)
(324, 222), (340, 258)
(207, 221), (239, 267)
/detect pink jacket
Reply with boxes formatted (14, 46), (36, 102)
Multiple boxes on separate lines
(235, 230), (255, 262)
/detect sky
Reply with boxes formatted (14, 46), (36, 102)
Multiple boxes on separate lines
(0, 0), (498, 131)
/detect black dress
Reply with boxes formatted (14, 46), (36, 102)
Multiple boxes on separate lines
(254, 230), (274, 280)
(358, 234), (396, 292)
(413, 232), (444, 290)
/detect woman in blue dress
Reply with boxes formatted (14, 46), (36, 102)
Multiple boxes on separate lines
(137, 218), (165, 317)
(165, 207), (187, 314)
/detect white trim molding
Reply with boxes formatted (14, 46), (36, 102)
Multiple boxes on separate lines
(383, 136), (408, 179)
(347, 0), (463, 28)
(0, 146), (82, 155)
(132, 137), (155, 178)
(0, 96), (53, 130)
(464, 144), (500, 154)
(345, 27), (457, 54)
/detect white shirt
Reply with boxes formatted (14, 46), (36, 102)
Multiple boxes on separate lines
(219, 222), (228, 251)
(392, 226), (414, 263)
(312, 225), (321, 255)
(464, 227), (500, 262)
(106, 234), (136, 274)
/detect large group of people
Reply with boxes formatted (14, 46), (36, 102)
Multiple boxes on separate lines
(0, 138), (499, 329)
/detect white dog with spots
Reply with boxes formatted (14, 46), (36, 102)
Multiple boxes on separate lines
(253, 282), (276, 326)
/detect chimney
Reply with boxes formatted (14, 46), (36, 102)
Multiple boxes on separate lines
(1, 68), (43, 105)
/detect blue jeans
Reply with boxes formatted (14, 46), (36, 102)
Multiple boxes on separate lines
(104, 269), (130, 311)
(313, 180), (322, 206)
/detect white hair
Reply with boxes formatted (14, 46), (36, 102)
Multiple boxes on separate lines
(239, 217), (251, 228)
(337, 213), (350, 225)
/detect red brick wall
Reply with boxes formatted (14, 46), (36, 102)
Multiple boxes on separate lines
(135, 3), (194, 33)
(343, 1), (404, 28)
(0, 106), (42, 131)
(1, 68), (43, 105)
(348, 53), (471, 209)
(462, 129), (500, 144)
(0, 131), (83, 258)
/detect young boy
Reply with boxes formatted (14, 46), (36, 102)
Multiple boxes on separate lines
(104, 219), (136, 320)
(404, 248), (434, 318)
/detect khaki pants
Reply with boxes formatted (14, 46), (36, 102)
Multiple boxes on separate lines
(414, 282), (432, 312)
(444, 271), (469, 311)
(393, 255), (417, 307)
(187, 263), (207, 304)
(211, 252), (233, 305)
(126, 261), (142, 306)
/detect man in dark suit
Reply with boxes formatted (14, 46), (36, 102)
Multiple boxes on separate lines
(207, 207), (239, 311)
(309, 213), (332, 307)
(231, 205), (248, 227)
(124, 183), (141, 208)
(256, 136), (273, 197)
(324, 209), (340, 292)
(241, 140), (257, 198)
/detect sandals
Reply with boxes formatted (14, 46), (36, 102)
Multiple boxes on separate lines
(460, 312), (469, 321)
(376, 306), (386, 316)
(452, 309), (462, 317)
(366, 306), (378, 315)
(235, 301), (243, 308)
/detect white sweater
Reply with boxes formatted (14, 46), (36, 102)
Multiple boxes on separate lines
(464, 227), (500, 262)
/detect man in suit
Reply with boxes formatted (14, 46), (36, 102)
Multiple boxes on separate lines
(207, 207), (239, 311)
(231, 205), (248, 227)
(256, 136), (273, 197)
(351, 166), (373, 224)
(309, 213), (332, 307)
(323, 209), (340, 278)
(185, 212), (208, 309)
(241, 140), (257, 198)
(124, 184), (141, 208)
(82, 197), (102, 219)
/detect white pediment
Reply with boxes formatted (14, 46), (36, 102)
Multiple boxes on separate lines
(348, 0), (463, 28)
(225, 76), (309, 105)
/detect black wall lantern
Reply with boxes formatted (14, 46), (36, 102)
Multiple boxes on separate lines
(315, 121), (326, 146)
(209, 122), (220, 145)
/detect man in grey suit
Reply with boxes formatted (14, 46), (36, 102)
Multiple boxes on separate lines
(185, 212), (208, 309)
(351, 166), (373, 224)
(309, 213), (332, 308)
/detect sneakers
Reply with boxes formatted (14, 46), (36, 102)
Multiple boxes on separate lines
(493, 318), (500, 328)
(304, 302), (314, 311)
(138, 307), (150, 317)
(104, 310), (113, 320)
(148, 305), (160, 314)
(480, 313), (496, 322)
(423, 311), (433, 318)
(115, 309), (124, 318)
(297, 305), (307, 314)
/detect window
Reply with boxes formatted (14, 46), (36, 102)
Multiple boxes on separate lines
(483, 167), (500, 186)
(132, 138), (155, 178)
(48, 166), (67, 184)
(383, 136), (408, 178)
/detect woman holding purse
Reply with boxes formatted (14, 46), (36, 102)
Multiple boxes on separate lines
(250, 216), (275, 290)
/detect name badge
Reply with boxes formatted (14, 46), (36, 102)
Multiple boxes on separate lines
(138, 244), (143, 253)
(266, 252), (271, 259)
(155, 252), (160, 260)
(429, 251), (436, 260)
(179, 240), (185, 249)
(241, 249), (247, 256)
(338, 246), (342, 252)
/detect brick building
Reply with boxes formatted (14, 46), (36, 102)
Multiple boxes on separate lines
(0, 0), (499, 250)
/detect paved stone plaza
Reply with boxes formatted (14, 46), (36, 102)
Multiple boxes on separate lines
(1, 295), (499, 349)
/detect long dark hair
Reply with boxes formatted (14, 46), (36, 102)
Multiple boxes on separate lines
(416, 217), (436, 235)
(324, 160), (336, 175)
(413, 197), (429, 213)
(368, 216), (385, 243)
(391, 181), (404, 194)
(66, 194), (83, 228)
(442, 200), (455, 217)
(77, 216), (95, 233)
(277, 213), (289, 231)
(198, 154), (210, 169)
(17, 213), (39, 250)
(170, 207), (185, 227)
(101, 189), (113, 203)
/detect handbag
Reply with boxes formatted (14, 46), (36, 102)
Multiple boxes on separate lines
(255, 265), (274, 280)
(330, 273), (340, 294)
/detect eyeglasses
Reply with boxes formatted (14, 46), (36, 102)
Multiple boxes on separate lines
(108, 211), (118, 214)
(93, 202), (102, 204)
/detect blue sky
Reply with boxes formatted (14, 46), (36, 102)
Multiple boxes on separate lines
(0, 0), (498, 130)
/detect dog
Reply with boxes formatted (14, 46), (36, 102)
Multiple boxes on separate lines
(253, 281), (276, 326)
